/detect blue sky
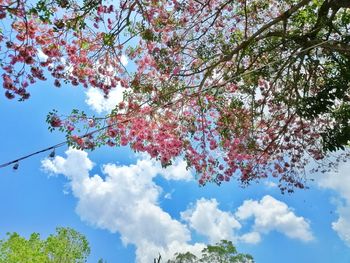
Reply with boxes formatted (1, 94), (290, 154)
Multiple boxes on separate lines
(1, 74), (350, 262)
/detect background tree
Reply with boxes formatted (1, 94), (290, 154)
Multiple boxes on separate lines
(0, 227), (90, 263)
(167, 240), (254, 263)
(1, 0), (350, 191)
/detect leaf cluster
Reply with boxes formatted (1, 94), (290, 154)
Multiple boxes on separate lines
(0, 227), (90, 263)
(167, 240), (254, 263)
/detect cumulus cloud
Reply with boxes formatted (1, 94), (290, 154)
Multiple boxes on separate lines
(238, 232), (261, 244)
(235, 195), (314, 243)
(37, 49), (48, 62)
(264, 181), (277, 189)
(132, 153), (192, 182)
(85, 86), (125, 114)
(85, 54), (128, 114)
(42, 149), (200, 263)
(42, 149), (314, 262)
(318, 162), (350, 246)
(181, 198), (241, 243)
(164, 189), (175, 200)
(182, 196), (313, 245)
(155, 158), (192, 181)
(120, 54), (128, 66)
(332, 209), (350, 246)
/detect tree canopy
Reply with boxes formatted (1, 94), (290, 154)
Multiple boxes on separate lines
(0, 227), (90, 263)
(1, 0), (350, 191)
(167, 240), (254, 263)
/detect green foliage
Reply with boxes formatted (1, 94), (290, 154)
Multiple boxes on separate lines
(102, 33), (115, 47)
(29, 0), (55, 23)
(322, 103), (350, 152)
(167, 240), (254, 263)
(0, 233), (47, 263)
(140, 29), (155, 41)
(0, 227), (90, 263)
(45, 227), (90, 263)
(169, 252), (197, 263)
(296, 55), (350, 151)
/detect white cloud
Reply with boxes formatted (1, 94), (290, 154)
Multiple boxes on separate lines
(41, 150), (314, 262)
(332, 208), (350, 246)
(181, 196), (313, 245)
(317, 162), (350, 202)
(120, 54), (128, 66)
(181, 198), (241, 243)
(235, 195), (314, 243)
(264, 181), (277, 189)
(318, 162), (350, 246)
(155, 158), (192, 181)
(37, 49), (48, 62)
(164, 189), (175, 200)
(85, 54), (128, 114)
(42, 149), (200, 263)
(133, 153), (192, 182)
(238, 232), (261, 244)
(85, 86), (125, 114)
(136, 241), (205, 263)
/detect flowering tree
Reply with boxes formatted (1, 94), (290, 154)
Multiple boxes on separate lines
(1, 0), (350, 191)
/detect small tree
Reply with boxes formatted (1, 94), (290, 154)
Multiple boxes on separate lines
(168, 240), (254, 263)
(0, 227), (90, 263)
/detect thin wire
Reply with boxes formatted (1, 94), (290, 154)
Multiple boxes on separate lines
(0, 39), (332, 169)
(0, 141), (66, 168)
(0, 124), (113, 169)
